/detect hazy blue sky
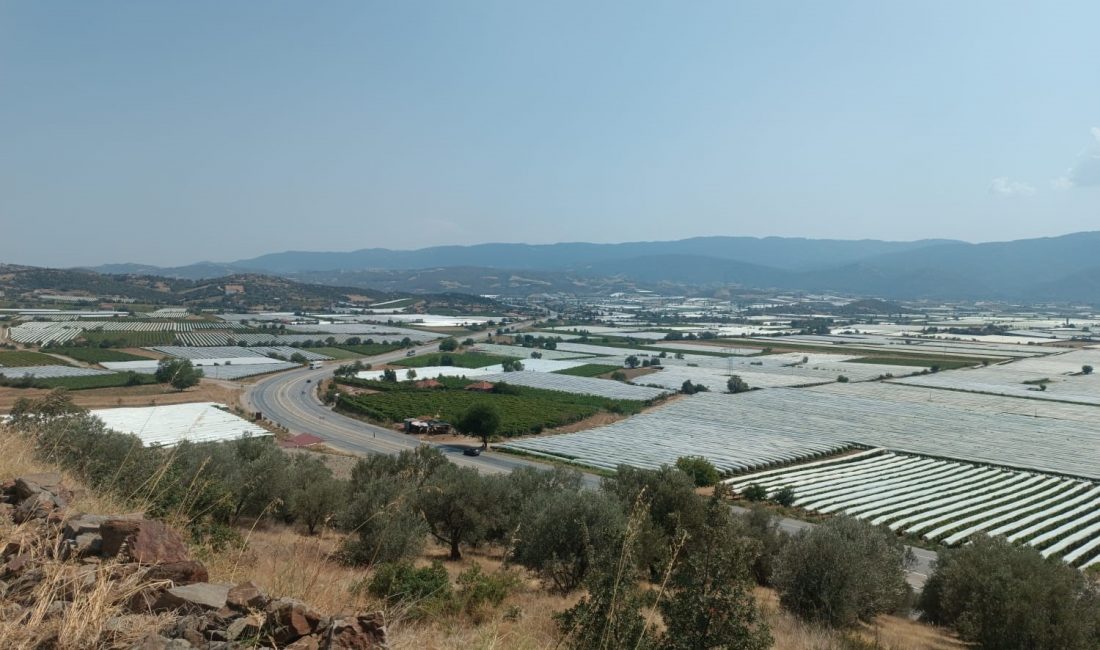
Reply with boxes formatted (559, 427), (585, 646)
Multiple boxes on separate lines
(2, 1), (1098, 267)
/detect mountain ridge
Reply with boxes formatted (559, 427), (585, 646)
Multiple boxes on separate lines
(80, 232), (1100, 304)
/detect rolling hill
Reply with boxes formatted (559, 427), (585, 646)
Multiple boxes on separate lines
(81, 232), (1100, 304)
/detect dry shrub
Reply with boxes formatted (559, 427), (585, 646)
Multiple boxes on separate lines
(759, 588), (965, 650)
(0, 520), (176, 649)
(0, 425), (128, 516)
(201, 525), (375, 615)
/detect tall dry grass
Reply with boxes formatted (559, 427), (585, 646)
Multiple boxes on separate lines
(0, 425), (966, 650)
(0, 424), (127, 515)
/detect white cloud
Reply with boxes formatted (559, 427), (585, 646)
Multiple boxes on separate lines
(989, 177), (1035, 196)
(1054, 126), (1100, 189)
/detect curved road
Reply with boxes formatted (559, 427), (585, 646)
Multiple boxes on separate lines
(242, 338), (934, 587)
(242, 330), (599, 483)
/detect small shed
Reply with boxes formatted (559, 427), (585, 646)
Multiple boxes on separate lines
(415, 379), (444, 389)
(403, 418), (451, 434)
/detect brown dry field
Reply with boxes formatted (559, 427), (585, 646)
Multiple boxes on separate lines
(0, 379), (242, 413)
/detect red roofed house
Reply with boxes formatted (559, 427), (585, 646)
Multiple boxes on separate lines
(415, 379), (444, 389)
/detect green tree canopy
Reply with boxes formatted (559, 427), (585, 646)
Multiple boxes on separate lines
(456, 403), (501, 449)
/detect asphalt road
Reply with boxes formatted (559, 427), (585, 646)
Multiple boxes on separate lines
(243, 334), (935, 588)
(243, 326), (601, 486)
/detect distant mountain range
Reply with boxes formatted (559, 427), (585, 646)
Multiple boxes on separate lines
(85, 232), (1100, 304)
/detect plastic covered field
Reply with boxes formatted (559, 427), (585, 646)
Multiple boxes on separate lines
(725, 451), (1100, 569)
(92, 402), (270, 446)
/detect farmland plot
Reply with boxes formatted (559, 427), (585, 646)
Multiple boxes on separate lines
(8, 319), (245, 346)
(199, 362), (299, 380)
(102, 359), (297, 380)
(759, 334), (1047, 359)
(0, 351), (68, 367)
(501, 392), (850, 472)
(150, 345), (331, 362)
(476, 372), (670, 401)
(891, 349), (1100, 406)
(92, 402), (270, 446)
(648, 341), (761, 355)
(286, 323), (440, 342)
(473, 343), (594, 360)
(505, 382), (1100, 481)
(0, 365), (114, 379)
(724, 451), (1100, 568)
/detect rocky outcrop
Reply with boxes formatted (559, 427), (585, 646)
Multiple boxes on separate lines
(1, 474), (387, 649)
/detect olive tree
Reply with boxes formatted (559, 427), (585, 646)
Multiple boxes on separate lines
(456, 403), (501, 450)
(155, 358), (203, 391)
(919, 536), (1100, 650)
(510, 489), (626, 592)
(773, 516), (913, 627)
(287, 455), (344, 535)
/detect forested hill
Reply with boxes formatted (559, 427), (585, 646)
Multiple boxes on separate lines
(0, 265), (393, 310)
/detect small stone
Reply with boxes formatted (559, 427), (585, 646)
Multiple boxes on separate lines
(62, 513), (108, 539)
(101, 518), (190, 564)
(2, 553), (32, 578)
(14, 473), (64, 501)
(73, 532), (103, 556)
(226, 614), (263, 641)
(285, 636), (320, 650)
(153, 582), (231, 613)
(266, 597), (322, 643)
(324, 613), (387, 649)
(143, 560), (209, 585)
(128, 634), (194, 650)
(6, 567), (45, 602)
(227, 580), (267, 610)
(45, 600), (69, 618)
(14, 492), (58, 523)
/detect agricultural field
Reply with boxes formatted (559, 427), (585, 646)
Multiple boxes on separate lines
(553, 363), (622, 377)
(726, 451), (1100, 569)
(308, 346), (369, 359)
(391, 351), (517, 369)
(847, 356), (977, 370)
(0, 350), (67, 367)
(473, 372), (671, 401)
(336, 381), (647, 437)
(81, 330), (178, 347)
(7, 319), (246, 346)
(890, 348), (1100, 406)
(331, 343), (408, 356)
(503, 381), (1100, 480)
(149, 345), (331, 362)
(501, 391), (852, 471)
(200, 362), (300, 381)
(474, 343), (594, 360)
(92, 402), (270, 446)
(0, 365), (114, 381)
(286, 322), (441, 343)
(751, 333), (1045, 360)
(31, 372), (158, 390)
(51, 347), (151, 363)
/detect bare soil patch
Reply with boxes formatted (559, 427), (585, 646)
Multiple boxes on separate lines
(0, 379), (241, 412)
